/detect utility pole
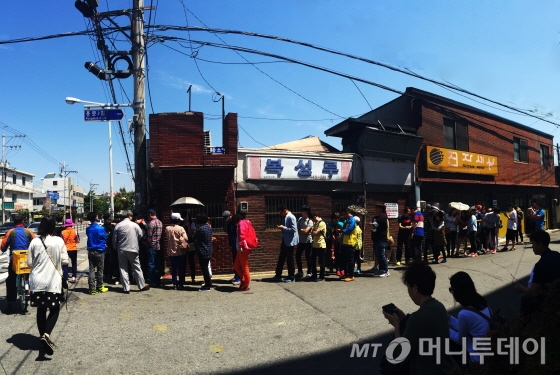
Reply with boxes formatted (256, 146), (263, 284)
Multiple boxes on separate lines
(59, 162), (77, 220)
(133, 0), (147, 215)
(1, 134), (23, 223)
(89, 181), (98, 213)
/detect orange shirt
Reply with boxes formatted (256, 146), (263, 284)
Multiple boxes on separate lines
(61, 227), (79, 251)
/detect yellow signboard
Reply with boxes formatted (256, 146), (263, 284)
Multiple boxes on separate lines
(426, 146), (498, 175)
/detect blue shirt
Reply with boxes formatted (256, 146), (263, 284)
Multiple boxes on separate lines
(467, 215), (477, 232)
(535, 208), (545, 230)
(281, 212), (299, 246)
(86, 222), (108, 252)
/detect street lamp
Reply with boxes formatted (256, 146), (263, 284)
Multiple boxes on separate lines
(65, 97), (132, 219)
(116, 171), (134, 192)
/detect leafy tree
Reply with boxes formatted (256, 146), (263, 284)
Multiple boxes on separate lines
(114, 187), (134, 213)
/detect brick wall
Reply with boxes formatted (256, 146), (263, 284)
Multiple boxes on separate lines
(416, 100), (555, 186)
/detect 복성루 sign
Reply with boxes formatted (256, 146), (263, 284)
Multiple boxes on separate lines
(246, 156), (352, 181)
(426, 146), (498, 176)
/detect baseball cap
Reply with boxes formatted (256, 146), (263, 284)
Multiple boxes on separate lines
(147, 209), (156, 215)
(222, 210), (231, 217)
(354, 216), (361, 223)
(171, 212), (183, 221)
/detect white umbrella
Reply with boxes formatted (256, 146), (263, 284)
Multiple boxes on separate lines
(449, 202), (470, 211)
(169, 197), (204, 208)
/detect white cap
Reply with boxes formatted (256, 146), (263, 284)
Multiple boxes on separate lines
(171, 213), (183, 221)
(354, 216), (361, 223)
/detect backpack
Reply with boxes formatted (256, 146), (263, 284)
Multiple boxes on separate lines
(242, 220), (259, 249)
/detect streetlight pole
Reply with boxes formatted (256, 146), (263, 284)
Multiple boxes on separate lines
(65, 97), (133, 219)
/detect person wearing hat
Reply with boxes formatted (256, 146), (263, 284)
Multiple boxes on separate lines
(165, 213), (189, 290)
(145, 209), (163, 288)
(61, 218), (80, 283)
(223, 210), (241, 285)
(353, 216), (364, 274)
(86, 212), (109, 294)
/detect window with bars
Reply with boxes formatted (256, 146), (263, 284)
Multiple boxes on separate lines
(514, 137), (528, 162)
(265, 196), (307, 229)
(332, 199), (354, 216)
(540, 144), (550, 168)
(179, 202), (227, 233)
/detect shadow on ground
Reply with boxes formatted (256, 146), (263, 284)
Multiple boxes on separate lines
(222, 275), (544, 375)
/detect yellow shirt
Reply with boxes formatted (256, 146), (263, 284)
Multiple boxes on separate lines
(312, 220), (327, 249)
(355, 225), (363, 251)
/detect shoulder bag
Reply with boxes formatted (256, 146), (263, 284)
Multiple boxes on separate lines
(40, 236), (68, 308)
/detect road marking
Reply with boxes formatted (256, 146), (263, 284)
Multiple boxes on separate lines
(154, 325), (167, 331)
(120, 312), (131, 318)
(209, 344), (223, 353)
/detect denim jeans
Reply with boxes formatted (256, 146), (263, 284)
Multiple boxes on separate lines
(342, 244), (355, 277)
(296, 242), (312, 274)
(375, 241), (388, 273)
(169, 254), (186, 286)
(88, 250), (105, 290)
(146, 247), (161, 286)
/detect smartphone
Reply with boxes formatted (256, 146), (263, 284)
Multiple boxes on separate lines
(382, 303), (396, 315)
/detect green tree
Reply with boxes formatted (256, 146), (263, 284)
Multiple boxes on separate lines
(114, 188), (134, 213)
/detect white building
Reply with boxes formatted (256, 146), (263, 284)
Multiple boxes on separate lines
(0, 163), (35, 223)
(34, 172), (85, 217)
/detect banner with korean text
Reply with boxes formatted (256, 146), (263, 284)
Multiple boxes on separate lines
(246, 156), (352, 181)
(426, 146), (498, 176)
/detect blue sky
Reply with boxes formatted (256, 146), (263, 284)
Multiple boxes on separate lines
(1, 1), (560, 193)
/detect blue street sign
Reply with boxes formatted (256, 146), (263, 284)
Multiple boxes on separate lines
(84, 109), (124, 122)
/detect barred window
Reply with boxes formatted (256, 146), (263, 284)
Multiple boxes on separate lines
(265, 196), (307, 230)
(332, 199), (354, 216)
(181, 202), (226, 233)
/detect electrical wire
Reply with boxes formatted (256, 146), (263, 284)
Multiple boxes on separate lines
(350, 79), (373, 110)
(238, 122), (268, 147)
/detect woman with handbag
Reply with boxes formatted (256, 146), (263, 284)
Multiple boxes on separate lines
(26, 216), (69, 356)
(165, 213), (189, 290)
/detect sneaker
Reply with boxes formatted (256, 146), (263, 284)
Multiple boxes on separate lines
(431, 259), (438, 264)
(88, 289), (97, 295)
(395, 261), (401, 266)
(355, 269), (361, 274)
(271, 276), (283, 282)
(306, 273), (313, 278)
(139, 286), (151, 292)
(491, 250), (496, 254)
(476, 250), (484, 255)
(335, 271), (341, 276)
(228, 277), (236, 282)
(471, 253), (479, 257)
(374, 271), (389, 278)
(283, 278), (293, 283)
(114, 280), (120, 285)
(40, 335), (55, 355)
(315, 278), (324, 282)
(344, 277), (355, 282)
(198, 287), (211, 292)
(509, 247), (516, 252)
(368, 267), (379, 274)
(238, 287), (250, 292)
(69, 277), (76, 283)
(96, 286), (109, 293)
(232, 279), (241, 285)
(440, 259), (447, 263)
(294, 272), (303, 279)
(340, 270), (345, 277)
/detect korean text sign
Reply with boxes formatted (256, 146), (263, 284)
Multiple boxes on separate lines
(426, 146), (498, 176)
(246, 156), (352, 181)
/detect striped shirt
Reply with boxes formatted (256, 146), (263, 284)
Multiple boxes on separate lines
(147, 217), (162, 250)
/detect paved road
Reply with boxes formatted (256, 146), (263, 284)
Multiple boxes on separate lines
(0, 231), (556, 374)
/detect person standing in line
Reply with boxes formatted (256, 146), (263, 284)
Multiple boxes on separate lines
(193, 213), (213, 292)
(295, 205), (313, 279)
(423, 211), (434, 262)
(145, 209), (163, 288)
(341, 208), (358, 282)
(27, 216), (69, 356)
(309, 212), (327, 281)
(444, 208), (458, 258)
(165, 213), (188, 290)
(432, 211), (447, 264)
(273, 205), (298, 283)
(326, 213), (343, 274)
(234, 210), (255, 292)
(467, 207), (479, 257)
(353, 216), (363, 274)
(501, 204), (517, 252)
(475, 205), (485, 253)
(532, 202), (546, 232)
(113, 210), (149, 293)
(371, 204), (389, 277)
(526, 201), (537, 235)
(61, 219), (80, 283)
(482, 207), (498, 254)
(224, 210), (241, 285)
(1, 214), (35, 314)
(396, 206), (412, 266)
(410, 206), (425, 263)
(514, 206), (524, 245)
(86, 212), (109, 295)
(182, 214), (197, 284)
(103, 213), (120, 285)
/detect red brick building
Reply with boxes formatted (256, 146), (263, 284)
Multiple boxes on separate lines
(149, 111), (415, 274)
(326, 87), (557, 226)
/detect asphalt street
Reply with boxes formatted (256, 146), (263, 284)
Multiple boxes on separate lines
(0, 231), (556, 375)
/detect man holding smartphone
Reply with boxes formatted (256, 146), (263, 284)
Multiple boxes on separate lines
(273, 205), (299, 283)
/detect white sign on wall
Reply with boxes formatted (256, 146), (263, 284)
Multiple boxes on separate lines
(385, 203), (399, 219)
(246, 156), (352, 181)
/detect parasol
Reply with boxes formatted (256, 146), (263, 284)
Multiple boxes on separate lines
(347, 204), (368, 216)
(448, 202), (470, 211)
(169, 197), (204, 209)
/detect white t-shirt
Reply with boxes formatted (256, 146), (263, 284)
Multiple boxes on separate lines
(507, 210), (517, 230)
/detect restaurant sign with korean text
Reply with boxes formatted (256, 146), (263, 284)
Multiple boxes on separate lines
(426, 146), (498, 176)
(246, 156), (352, 181)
